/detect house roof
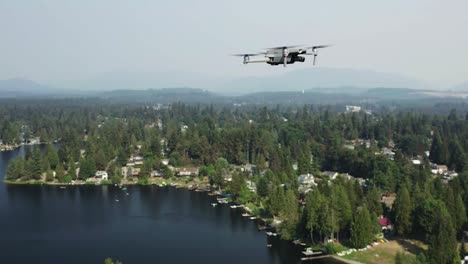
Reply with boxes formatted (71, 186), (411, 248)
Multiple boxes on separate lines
(378, 217), (393, 227)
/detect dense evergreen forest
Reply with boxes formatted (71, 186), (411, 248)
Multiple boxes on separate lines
(1, 98), (468, 264)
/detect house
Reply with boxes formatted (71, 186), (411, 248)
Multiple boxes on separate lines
(223, 173), (232, 182)
(95, 171), (108, 180)
(161, 159), (169, 166)
(131, 167), (141, 177)
(381, 192), (396, 208)
(411, 159), (421, 165)
(435, 164), (448, 174)
(355, 177), (366, 187)
(381, 147), (395, 160)
(246, 180), (256, 192)
(346, 105), (361, 113)
(444, 171), (459, 180)
(175, 167), (199, 177)
(323, 171), (338, 180)
(298, 186), (313, 194)
(150, 170), (162, 177)
(344, 144), (355, 150)
(242, 163), (256, 175)
(292, 163), (298, 171)
(378, 216), (393, 231)
(341, 173), (355, 181)
(121, 167), (130, 178)
(129, 155), (144, 163)
(298, 173), (316, 186)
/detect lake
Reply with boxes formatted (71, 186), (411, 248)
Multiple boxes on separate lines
(0, 145), (340, 264)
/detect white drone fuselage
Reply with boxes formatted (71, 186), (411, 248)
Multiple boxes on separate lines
(238, 45), (329, 67)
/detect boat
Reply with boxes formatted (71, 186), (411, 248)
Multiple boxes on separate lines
(266, 232), (273, 236)
(126, 192), (130, 196)
(230, 205), (239, 209)
(267, 244), (272, 247)
(249, 216), (257, 220)
(115, 199), (120, 202)
(211, 203), (217, 207)
(302, 248), (322, 256)
(59, 186), (66, 189)
(121, 187), (127, 191)
(242, 213), (251, 217)
(293, 239), (306, 246)
(272, 233), (278, 236)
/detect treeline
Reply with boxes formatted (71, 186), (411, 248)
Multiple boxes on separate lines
(2, 100), (468, 263)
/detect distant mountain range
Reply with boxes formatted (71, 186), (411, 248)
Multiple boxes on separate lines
(0, 68), (467, 102)
(219, 68), (431, 95)
(0, 78), (57, 97)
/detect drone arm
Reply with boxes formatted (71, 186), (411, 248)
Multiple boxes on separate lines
(244, 57), (271, 64)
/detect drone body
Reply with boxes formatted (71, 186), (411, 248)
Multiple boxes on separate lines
(234, 45), (330, 67)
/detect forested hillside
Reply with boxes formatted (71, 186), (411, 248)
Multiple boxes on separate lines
(1, 99), (467, 263)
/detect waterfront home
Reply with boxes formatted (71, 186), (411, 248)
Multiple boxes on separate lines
(121, 167), (130, 178)
(175, 167), (199, 177)
(131, 168), (141, 177)
(323, 171), (338, 180)
(378, 216), (393, 231)
(95, 171), (108, 180)
(246, 180), (256, 192)
(150, 170), (162, 177)
(341, 173), (355, 181)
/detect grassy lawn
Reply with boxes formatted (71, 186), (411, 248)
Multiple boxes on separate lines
(341, 239), (426, 264)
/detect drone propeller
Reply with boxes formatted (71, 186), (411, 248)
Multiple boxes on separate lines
(305, 45), (331, 65)
(266, 45), (302, 50)
(232, 53), (263, 57)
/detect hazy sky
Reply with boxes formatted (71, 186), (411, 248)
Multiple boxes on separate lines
(1, 0), (468, 88)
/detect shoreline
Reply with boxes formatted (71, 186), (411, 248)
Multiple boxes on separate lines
(330, 256), (363, 264)
(4, 177), (346, 262)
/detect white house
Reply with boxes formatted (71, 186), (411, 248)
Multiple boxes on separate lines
(95, 171), (108, 180)
(323, 171), (338, 180)
(298, 173), (316, 186)
(246, 180), (256, 192)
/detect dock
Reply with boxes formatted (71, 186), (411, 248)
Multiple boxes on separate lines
(300, 255), (329, 261)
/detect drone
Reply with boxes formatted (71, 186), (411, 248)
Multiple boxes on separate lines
(234, 45), (330, 67)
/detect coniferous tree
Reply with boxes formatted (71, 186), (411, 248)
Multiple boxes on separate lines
(31, 145), (43, 179)
(429, 130), (447, 165)
(46, 144), (59, 169)
(454, 193), (467, 232)
(350, 207), (373, 248)
(394, 183), (412, 236)
(427, 203), (457, 264)
(6, 160), (16, 180)
(56, 162), (65, 183)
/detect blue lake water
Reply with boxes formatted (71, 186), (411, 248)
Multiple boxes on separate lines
(0, 145), (340, 264)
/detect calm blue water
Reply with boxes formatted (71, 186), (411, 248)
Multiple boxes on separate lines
(0, 146), (339, 264)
